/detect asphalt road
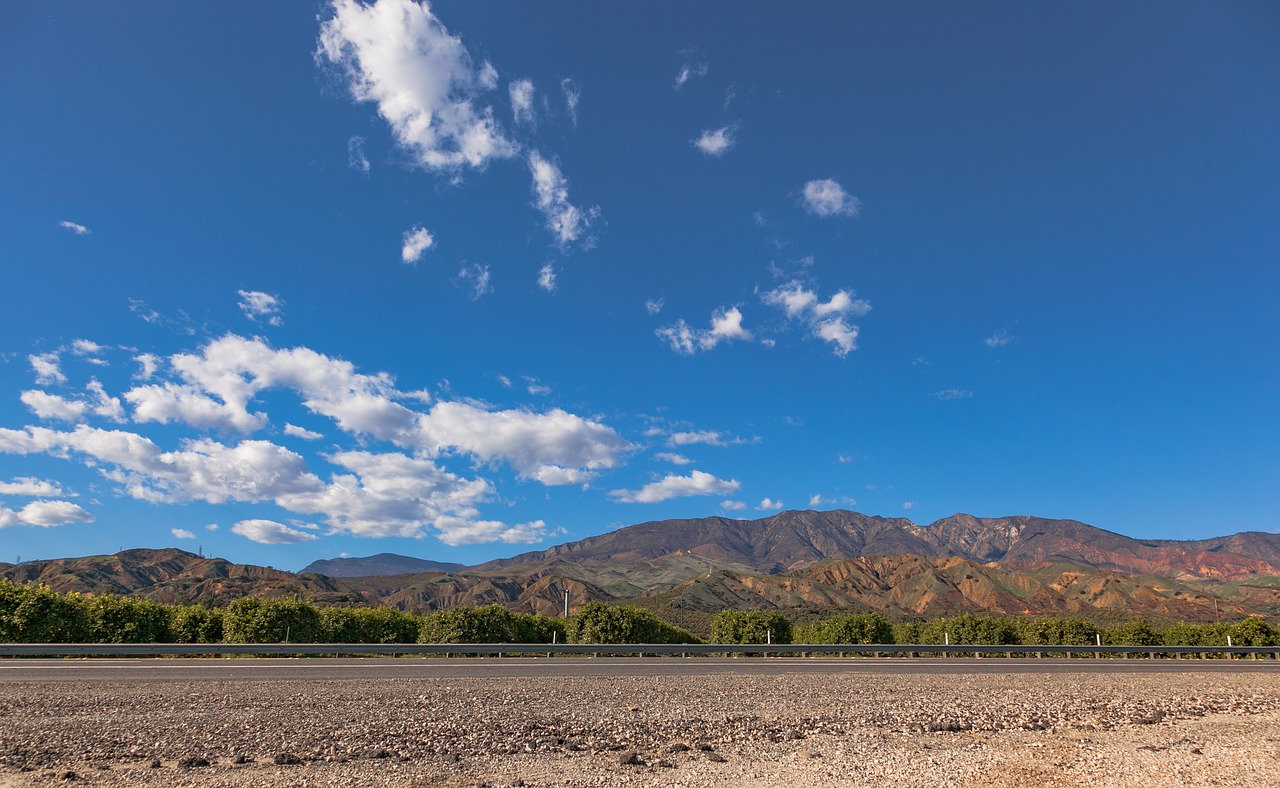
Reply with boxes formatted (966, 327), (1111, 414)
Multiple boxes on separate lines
(2, 656), (1277, 682)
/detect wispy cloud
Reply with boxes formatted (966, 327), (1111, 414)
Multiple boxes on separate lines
(985, 328), (1013, 348)
(457, 263), (492, 300)
(656, 306), (752, 354)
(401, 226), (435, 263)
(284, 423), (324, 441)
(932, 388), (973, 400)
(528, 151), (598, 248)
(654, 452), (692, 466)
(509, 79), (535, 126)
(673, 60), (708, 91)
(232, 518), (319, 545)
(58, 220), (90, 236)
(237, 290), (285, 327)
(348, 135), (370, 173)
(537, 263), (557, 293)
(801, 178), (860, 217)
(29, 352), (65, 386)
(645, 297), (665, 315)
(693, 125), (736, 157)
(560, 78), (580, 127)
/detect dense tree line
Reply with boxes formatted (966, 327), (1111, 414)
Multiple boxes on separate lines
(1, 580), (1275, 647)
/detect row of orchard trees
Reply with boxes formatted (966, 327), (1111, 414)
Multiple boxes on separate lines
(708, 610), (1278, 647)
(2, 581), (1275, 647)
(0, 581), (699, 645)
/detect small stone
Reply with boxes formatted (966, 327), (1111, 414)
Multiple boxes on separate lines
(232, 754), (253, 765)
(178, 756), (210, 769)
(273, 752), (303, 765)
(148, 760), (161, 769)
(370, 749), (391, 759)
(656, 759), (675, 769)
(704, 751), (727, 763)
(60, 772), (78, 781)
(665, 742), (691, 753)
(617, 750), (643, 766)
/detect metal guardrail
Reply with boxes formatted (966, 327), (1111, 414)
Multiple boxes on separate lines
(0, 643), (1278, 658)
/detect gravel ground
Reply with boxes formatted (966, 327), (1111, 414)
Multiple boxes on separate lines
(2, 664), (1279, 786)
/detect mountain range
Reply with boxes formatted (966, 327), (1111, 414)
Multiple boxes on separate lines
(5, 510), (1279, 625)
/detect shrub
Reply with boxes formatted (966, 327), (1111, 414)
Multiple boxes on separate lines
(417, 605), (564, 644)
(1230, 617), (1276, 646)
(83, 594), (172, 643)
(1103, 619), (1162, 647)
(796, 613), (893, 645)
(1, 583), (90, 643)
(1021, 617), (1100, 646)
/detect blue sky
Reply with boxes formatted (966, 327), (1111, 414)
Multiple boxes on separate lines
(1, 1), (1277, 569)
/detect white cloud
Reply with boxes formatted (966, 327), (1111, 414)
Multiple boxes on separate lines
(509, 79), (535, 125)
(903, 501), (917, 510)
(673, 61), (708, 91)
(171, 528), (196, 539)
(29, 352), (65, 385)
(560, 78), (580, 127)
(644, 297), (664, 315)
(761, 280), (870, 357)
(20, 390), (87, 421)
(609, 469), (739, 504)
(528, 151), (597, 248)
(837, 453), (853, 464)
(401, 226), (435, 263)
(0, 500), (93, 528)
(58, 220), (90, 235)
(985, 329), (1013, 348)
(205, 523), (219, 531)
(237, 290), (285, 327)
(317, 0), (517, 171)
(284, 423), (324, 441)
(0, 477), (73, 497)
(656, 306), (752, 354)
(457, 263), (492, 299)
(348, 135), (370, 173)
(232, 518), (319, 545)
(693, 125), (736, 157)
(526, 381), (551, 396)
(720, 499), (747, 511)
(801, 178), (860, 217)
(809, 493), (824, 508)
(932, 388), (973, 400)
(85, 380), (125, 422)
(126, 382), (268, 433)
(71, 340), (106, 357)
(654, 452), (692, 466)
(667, 430), (740, 447)
(757, 497), (784, 511)
(537, 263), (557, 293)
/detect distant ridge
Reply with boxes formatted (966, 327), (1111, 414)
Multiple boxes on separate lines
(301, 553), (466, 578)
(478, 510), (1280, 582)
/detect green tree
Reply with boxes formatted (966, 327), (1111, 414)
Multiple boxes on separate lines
(168, 605), (225, 644)
(222, 597), (321, 643)
(710, 610), (793, 644)
(567, 602), (699, 644)
(1230, 617), (1276, 647)
(321, 606), (420, 643)
(796, 613), (893, 645)
(1022, 617), (1100, 646)
(5, 584), (90, 643)
(1103, 619), (1162, 647)
(83, 594), (172, 642)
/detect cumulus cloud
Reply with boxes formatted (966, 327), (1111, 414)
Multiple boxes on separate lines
(528, 151), (597, 248)
(58, 220), (90, 235)
(654, 452), (692, 466)
(656, 306), (752, 355)
(560, 78), (580, 127)
(609, 469), (740, 503)
(693, 125), (736, 157)
(902, 501), (917, 510)
(171, 528), (196, 539)
(237, 290), (285, 327)
(757, 497), (784, 511)
(537, 263), (557, 293)
(509, 79), (535, 125)
(284, 423), (324, 441)
(348, 135), (370, 173)
(673, 61), (708, 91)
(29, 352), (65, 385)
(20, 390), (87, 421)
(761, 280), (869, 357)
(232, 518), (319, 544)
(401, 226), (435, 263)
(0, 477), (73, 497)
(71, 339), (107, 358)
(317, 0), (516, 171)
(801, 178), (860, 217)
(985, 329), (1013, 348)
(720, 499), (747, 511)
(0, 500), (93, 528)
